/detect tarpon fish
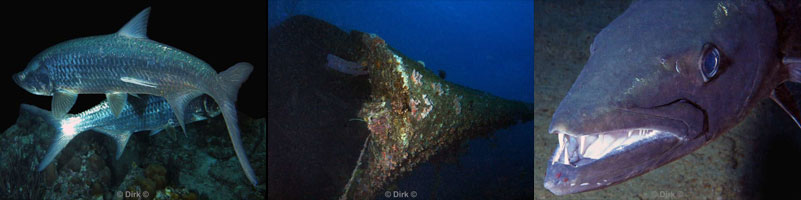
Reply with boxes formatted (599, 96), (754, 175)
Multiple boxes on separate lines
(544, 0), (800, 195)
(23, 95), (219, 171)
(12, 7), (258, 185)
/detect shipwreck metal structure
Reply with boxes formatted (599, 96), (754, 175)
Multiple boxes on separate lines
(340, 32), (533, 199)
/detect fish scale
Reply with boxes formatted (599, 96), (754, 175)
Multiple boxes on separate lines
(42, 48), (208, 94)
(23, 94), (219, 172)
(75, 95), (175, 132)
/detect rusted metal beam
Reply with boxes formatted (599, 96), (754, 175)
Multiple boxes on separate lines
(341, 32), (533, 199)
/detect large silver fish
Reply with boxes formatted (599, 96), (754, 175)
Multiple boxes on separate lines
(12, 7), (257, 185)
(23, 95), (220, 171)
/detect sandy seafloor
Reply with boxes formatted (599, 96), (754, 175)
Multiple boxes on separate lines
(534, 0), (801, 199)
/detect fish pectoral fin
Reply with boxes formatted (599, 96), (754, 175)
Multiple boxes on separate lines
(117, 7), (150, 39)
(93, 128), (133, 160)
(770, 83), (801, 129)
(52, 89), (78, 119)
(785, 57), (801, 83)
(165, 91), (203, 136)
(106, 92), (128, 117)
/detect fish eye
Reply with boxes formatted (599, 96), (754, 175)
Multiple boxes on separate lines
(699, 43), (720, 82)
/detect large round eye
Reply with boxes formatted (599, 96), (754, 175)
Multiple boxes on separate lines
(699, 44), (720, 82)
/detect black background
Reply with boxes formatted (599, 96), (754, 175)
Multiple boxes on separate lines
(4, 1), (267, 129)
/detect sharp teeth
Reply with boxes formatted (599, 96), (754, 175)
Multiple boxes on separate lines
(553, 133), (564, 165)
(621, 134), (640, 146)
(563, 135), (570, 164)
(584, 134), (613, 159)
(606, 136), (626, 153)
(556, 129), (661, 163)
(551, 153), (560, 165)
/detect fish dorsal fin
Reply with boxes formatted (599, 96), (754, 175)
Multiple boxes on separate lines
(117, 7), (151, 39)
(770, 83), (801, 129)
(785, 57), (801, 83)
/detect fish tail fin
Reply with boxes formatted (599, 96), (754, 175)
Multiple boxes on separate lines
(20, 104), (78, 171)
(216, 100), (259, 186)
(214, 62), (253, 103)
(206, 62), (258, 186)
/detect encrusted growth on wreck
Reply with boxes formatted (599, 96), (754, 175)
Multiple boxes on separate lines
(342, 32), (533, 199)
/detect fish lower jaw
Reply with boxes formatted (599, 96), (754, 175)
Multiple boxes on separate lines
(550, 128), (676, 166)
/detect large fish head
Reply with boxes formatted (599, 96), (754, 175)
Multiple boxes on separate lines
(544, 0), (779, 195)
(14, 60), (54, 96)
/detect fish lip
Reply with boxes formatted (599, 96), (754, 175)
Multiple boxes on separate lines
(12, 72), (36, 94)
(544, 128), (683, 195)
(544, 99), (706, 195)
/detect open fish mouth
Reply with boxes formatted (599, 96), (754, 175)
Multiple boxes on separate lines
(550, 128), (680, 167)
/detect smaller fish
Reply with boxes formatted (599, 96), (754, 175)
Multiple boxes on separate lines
(23, 94), (219, 171)
(326, 54), (368, 75)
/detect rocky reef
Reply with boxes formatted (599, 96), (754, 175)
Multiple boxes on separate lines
(0, 105), (265, 199)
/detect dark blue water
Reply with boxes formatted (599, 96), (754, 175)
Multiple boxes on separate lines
(389, 121), (534, 199)
(269, 0), (533, 103)
(269, 1), (533, 198)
